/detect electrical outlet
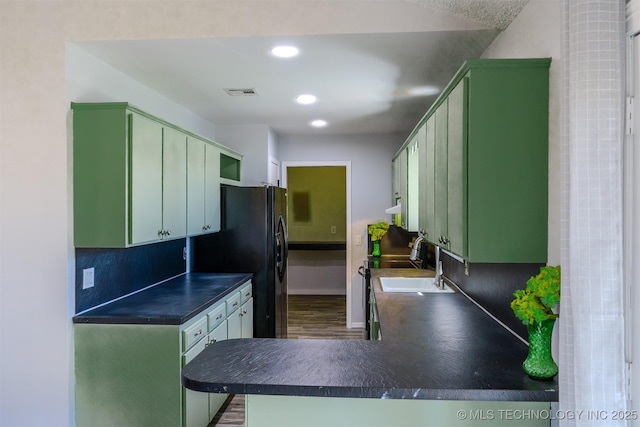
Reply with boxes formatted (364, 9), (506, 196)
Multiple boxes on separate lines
(82, 267), (95, 290)
(355, 235), (362, 246)
(331, 226), (337, 234)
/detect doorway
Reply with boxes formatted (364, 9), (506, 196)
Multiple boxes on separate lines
(282, 161), (353, 327)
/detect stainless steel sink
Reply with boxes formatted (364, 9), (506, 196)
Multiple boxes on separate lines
(379, 277), (454, 293)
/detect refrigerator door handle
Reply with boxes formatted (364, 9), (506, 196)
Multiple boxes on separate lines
(276, 214), (288, 282)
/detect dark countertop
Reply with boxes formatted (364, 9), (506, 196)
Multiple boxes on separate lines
(182, 268), (558, 401)
(73, 272), (253, 325)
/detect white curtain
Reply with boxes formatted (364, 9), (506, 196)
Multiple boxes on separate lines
(559, 1), (627, 426)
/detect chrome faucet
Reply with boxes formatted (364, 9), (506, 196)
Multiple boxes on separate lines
(409, 232), (425, 261)
(434, 245), (444, 289)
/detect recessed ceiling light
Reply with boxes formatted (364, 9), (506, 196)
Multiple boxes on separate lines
(271, 46), (299, 58)
(296, 94), (317, 105)
(406, 86), (440, 97)
(311, 120), (327, 128)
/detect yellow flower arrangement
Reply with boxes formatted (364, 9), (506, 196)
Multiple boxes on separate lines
(511, 266), (560, 325)
(367, 222), (390, 241)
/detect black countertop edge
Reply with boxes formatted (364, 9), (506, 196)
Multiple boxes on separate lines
(73, 272), (253, 325)
(182, 379), (558, 402)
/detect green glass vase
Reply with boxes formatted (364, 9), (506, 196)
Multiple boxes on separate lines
(523, 318), (558, 380)
(372, 240), (381, 257)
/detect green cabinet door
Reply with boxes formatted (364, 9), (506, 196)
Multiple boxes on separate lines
(187, 137), (207, 235)
(407, 139), (420, 232)
(433, 99), (449, 250)
(396, 150), (408, 229)
(129, 112), (164, 245)
(446, 78), (467, 258)
(240, 298), (254, 338)
(162, 127), (187, 239)
(187, 138), (221, 235)
(182, 337), (210, 427)
(421, 115), (436, 241)
(204, 143), (221, 233)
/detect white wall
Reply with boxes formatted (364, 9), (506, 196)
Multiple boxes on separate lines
(215, 124), (271, 185)
(67, 44), (217, 140)
(279, 133), (404, 326)
(480, 0), (562, 266)
(288, 250), (347, 295)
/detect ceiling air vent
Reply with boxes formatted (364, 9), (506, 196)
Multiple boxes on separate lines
(224, 88), (259, 97)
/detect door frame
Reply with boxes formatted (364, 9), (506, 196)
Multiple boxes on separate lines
(281, 161), (353, 328)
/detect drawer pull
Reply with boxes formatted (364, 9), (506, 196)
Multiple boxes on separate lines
(193, 329), (203, 337)
(233, 301), (238, 307)
(216, 314), (223, 320)
(245, 292), (251, 297)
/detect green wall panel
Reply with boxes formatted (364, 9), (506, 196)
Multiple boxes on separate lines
(287, 166), (347, 242)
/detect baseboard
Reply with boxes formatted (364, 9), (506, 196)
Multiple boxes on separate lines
(288, 289), (347, 296)
(350, 321), (365, 329)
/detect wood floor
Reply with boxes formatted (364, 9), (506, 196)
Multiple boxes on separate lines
(207, 295), (365, 427)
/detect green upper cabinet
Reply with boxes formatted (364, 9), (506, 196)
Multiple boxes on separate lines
(129, 113), (187, 245)
(395, 58), (551, 263)
(391, 149), (408, 229)
(72, 102), (241, 248)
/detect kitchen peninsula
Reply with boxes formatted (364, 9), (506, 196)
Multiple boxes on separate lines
(182, 268), (558, 427)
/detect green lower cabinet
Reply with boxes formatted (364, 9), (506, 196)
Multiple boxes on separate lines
(207, 321), (229, 420)
(183, 338), (210, 427)
(245, 395), (553, 427)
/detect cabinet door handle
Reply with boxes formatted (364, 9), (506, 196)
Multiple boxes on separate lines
(202, 225), (208, 231)
(166, 230), (171, 236)
(158, 230), (164, 237)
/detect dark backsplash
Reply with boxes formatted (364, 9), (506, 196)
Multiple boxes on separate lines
(441, 251), (544, 340)
(75, 239), (186, 313)
(368, 225), (418, 256)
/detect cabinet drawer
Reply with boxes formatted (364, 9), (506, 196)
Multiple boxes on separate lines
(240, 282), (252, 304)
(207, 303), (226, 332)
(182, 317), (207, 352)
(226, 292), (241, 314)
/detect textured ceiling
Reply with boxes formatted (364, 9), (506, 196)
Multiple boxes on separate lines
(69, 1), (531, 138)
(408, 0), (530, 30)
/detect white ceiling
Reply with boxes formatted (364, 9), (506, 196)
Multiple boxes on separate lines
(72, 2), (527, 139)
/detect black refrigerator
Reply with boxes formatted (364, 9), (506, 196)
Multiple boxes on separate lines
(191, 185), (288, 338)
